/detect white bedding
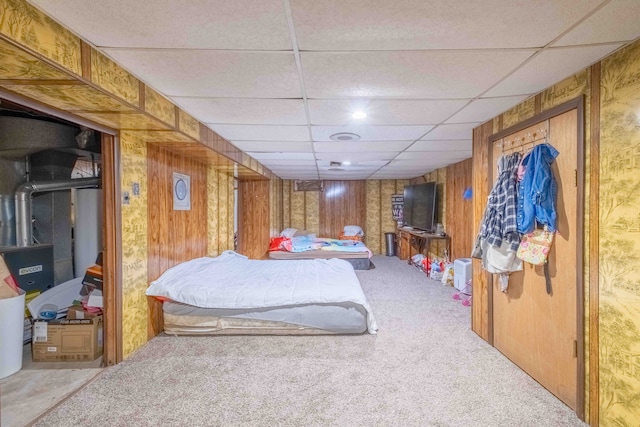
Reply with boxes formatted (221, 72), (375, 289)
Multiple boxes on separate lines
(146, 251), (378, 334)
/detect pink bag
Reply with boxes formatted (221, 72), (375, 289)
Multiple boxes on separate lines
(517, 227), (554, 266)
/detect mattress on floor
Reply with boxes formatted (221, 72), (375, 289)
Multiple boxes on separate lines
(163, 301), (368, 335)
(268, 250), (371, 270)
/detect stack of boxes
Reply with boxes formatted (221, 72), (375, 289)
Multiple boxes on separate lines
(31, 253), (104, 362)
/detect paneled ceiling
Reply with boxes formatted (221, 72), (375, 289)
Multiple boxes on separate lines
(28, 0), (640, 179)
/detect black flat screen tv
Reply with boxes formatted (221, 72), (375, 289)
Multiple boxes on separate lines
(402, 182), (437, 232)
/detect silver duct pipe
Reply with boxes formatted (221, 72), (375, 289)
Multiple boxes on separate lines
(15, 178), (100, 247)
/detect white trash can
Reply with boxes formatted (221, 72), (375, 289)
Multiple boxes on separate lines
(0, 288), (25, 379)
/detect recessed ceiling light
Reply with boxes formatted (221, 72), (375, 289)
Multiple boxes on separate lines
(342, 161), (351, 166)
(329, 132), (361, 141)
(352, 111), (367, 119)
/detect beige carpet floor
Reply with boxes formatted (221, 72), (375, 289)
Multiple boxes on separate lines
(32, 255), (587, 427)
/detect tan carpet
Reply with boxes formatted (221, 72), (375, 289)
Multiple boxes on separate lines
(32, 256), (586, 427)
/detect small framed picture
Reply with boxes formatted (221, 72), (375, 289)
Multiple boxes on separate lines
(173, 172), (191, 211)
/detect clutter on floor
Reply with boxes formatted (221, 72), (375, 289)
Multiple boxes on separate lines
(0, 252), (104, 379)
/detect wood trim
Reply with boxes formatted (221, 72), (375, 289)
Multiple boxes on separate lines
(101, 133), (122, 365)
(488, 95), (586, 418)
(0, 88), (117, 135)
(588, 62), (601, 426)
(471, 121), (493, 342)
(534, 93), (542, 114)
(490, 97), (584, 141)
(0, 79), (82, 85)
(139, 82), (146, 111)
(81, 41), (92, 80)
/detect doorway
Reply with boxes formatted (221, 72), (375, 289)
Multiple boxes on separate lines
(488, 98), (584, 414)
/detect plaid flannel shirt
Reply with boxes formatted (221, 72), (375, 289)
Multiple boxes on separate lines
(480, 152), (522, 251)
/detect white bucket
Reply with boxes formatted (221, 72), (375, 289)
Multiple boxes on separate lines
(0, 288), (25, 379)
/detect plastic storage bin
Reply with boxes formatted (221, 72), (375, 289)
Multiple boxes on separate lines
(453, 258), (472, 293)
(0, 288), (25, 379)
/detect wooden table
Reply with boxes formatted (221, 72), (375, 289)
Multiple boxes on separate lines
(397, 228), (451, 264)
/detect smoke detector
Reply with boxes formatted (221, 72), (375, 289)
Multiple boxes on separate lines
(329, 132), (360, 141)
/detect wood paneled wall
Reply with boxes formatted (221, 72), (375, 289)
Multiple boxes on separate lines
(445, 158), (473, 260)
(471, 122), (493, 342)
(147, 143), (208, 337)
(319, 181), (366, 238)
(238, 180), (271, 259)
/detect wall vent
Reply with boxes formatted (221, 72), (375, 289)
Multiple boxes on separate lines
(294, 180), (324, 192)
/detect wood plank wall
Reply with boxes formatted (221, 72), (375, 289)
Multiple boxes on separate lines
(445, 158), (473, 260)
(238, 180), (271, 259)
(146, 143), (208, 337)
(319, 180), (366, 239)
(471, 122), (493, 342)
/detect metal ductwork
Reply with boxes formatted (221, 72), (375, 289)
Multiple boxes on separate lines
(15, 178), (100, 247)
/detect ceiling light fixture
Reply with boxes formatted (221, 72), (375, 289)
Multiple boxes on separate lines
(329, 132), (361, 141)
(342, 161), (351, 166)
(352, 111), (367, 119)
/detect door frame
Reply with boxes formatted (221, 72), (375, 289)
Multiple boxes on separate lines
(0, 88), (123, 365)
(486, 96), (585, 418)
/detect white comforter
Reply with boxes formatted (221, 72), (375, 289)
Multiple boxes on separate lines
(146, 251), (378, 333)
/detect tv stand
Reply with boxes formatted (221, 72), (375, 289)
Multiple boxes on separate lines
(397, 228), (450, 264)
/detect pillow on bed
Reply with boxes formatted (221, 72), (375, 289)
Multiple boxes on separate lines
(293, 229), (313, 237)
(343, 225), (364, 237)
(280, 228), (297, 238)
(269, 236), (290, 251)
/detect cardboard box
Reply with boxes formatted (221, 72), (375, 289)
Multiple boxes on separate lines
(32, 317), (103, 362)
(82, 264), (103, 291)
(66, 305), (100, 320)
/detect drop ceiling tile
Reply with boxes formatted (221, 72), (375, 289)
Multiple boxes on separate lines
(291, 0), (602, 50)
(407, 140), (472, 152)
(269, 167), (318, 173)
(30, 0), (291, 49)
(212, 125), (309, 141)
(421, 123), (477, 140)
(553, 0), (640, 47)
(446, 96), (529, 124)
(102, 49), (301, 98)
(317, 160), (388, 169)
(384, 159), (448, 169)
(311, 125), (432, 142)
(301, 50), (534, 98)
(231, 141), (313, 152)
(313, 141), (413, 152)
(319, 172), (373, 180)
(172, 98), (307, 125)
(485, 44), (624, 97)
(258, 159), (317, 166)
(308, 99), (468, 125)
(248, 152), (315, 161)
(315, 152), (395, 162)
(395, 151), (471, 161)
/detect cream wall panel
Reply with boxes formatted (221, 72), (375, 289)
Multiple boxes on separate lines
(207, 166), (220, 256)
(305, 191), (320, 235)
(119, 133), (148, 358)
(365, 180), (382, 254)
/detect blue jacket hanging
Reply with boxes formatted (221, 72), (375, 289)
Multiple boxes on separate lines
(516, 143), (559, 234)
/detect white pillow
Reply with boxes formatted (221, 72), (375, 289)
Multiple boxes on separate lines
(280, 228), (297, 238)
(343, 225), (364, 237)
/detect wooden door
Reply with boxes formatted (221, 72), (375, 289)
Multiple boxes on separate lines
(491, 109), (579, 409)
